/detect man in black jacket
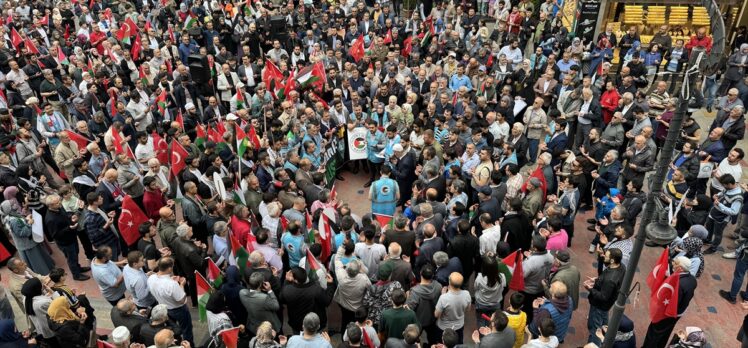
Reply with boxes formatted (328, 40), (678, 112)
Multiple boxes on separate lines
(390, 143), (417, 207)
(584, 248), (625, 346)
(172, 224), (207, 306)
(280, 266), (335, 333)
(45, 194), (91, 280)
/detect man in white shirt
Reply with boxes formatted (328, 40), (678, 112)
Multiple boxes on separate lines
(147, 257), (193, 345)
(711, 148), (745, 194)
(478, 213), (502, 256)
(498, 39), (523, 69)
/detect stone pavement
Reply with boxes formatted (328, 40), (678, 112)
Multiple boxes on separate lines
(0, 108), (744, 347)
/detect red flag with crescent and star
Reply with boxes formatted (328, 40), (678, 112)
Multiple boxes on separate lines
(152, 131), (169, 165)
(170, 139), (189, 178)
(649, 273), (680, 323)
(647, 247), (670, 292)
(118, 195), (149, 246)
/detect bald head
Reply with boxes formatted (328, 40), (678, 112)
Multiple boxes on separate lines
(104, 168), (118, 182)
(448, 272), (464, 288)
(159, 207), (173, 220)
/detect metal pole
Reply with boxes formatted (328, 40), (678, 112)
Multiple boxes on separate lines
(602, 0), (725, 343)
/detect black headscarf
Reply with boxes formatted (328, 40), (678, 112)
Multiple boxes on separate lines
(21, 278), (42, 316)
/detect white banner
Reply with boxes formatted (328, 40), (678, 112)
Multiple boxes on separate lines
(347, 127), (369, 160)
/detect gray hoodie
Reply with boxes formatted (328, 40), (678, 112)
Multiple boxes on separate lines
(523, 251), (554, 294)
(406, 281), (443, 327)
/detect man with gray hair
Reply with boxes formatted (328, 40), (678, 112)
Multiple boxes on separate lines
(433, 251), (463, 286)
(379, 242), (416, 291)
(333, 245), (371, 333)
(415, 224), (444, 277)
(137, 304), (184, 346)
(286, 312), (333, 347)
(172, 224), (206, 307)
(384, 323), (421, 347)
(240, 272), (281, 335)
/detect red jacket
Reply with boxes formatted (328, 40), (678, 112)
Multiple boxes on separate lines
(143, 190), (166, 223)
(686, 35), (713, 54)
(600, 89), (621, 125)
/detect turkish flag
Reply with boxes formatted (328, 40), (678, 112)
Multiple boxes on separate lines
(67, 131), (91, 151)
(152, 131), (169, 165)
(349, 34), (365, 62)
(170, 139), (188, 178)
(10, 28), (23, 51)
(117, 195), (149, 246)
(400, 36), (413, 58)
(647, 247), (670, 292)
(649, 273), (680, 323)
(521, 165), (547, 201)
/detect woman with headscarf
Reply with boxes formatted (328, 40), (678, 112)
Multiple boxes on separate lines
(569, 37), (585, 61)
(2, 201), (53, 275)
(669, 327), (709, 347)
(723, 44), (748, 92)
(679, 237), (705, 278)
(47, 297), (90, 348)
(0, 319), (34, 348)
(623, 41), (642, 67)
(512, 59), (535, 107)
(219, 266), (247, 326)
(590, 38), (614, 77)
(21, 278), (55, 342)
(592, 315), (636, 348)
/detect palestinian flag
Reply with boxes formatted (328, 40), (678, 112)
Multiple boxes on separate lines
(229, 232), (249, 273)
(195, 124), (207, 149)
(243, 0), (256, 17)
(262, 59), (284, 97)
(218, 327), (241, 348)
(296, 61), (326, 91)
(155, 90), (167, 114)
(208, 56), (216, 77)
(195, 271), (212, 322)
(420, 16), (435, 47)
(208, 126), (224, 144)
(305, 209), (315, 244)
(168, 26), (176, 43)
(87, 60), (94, 77)
(233, 177), (246, 205)
(306, 248), (321, 282)
(207, 257), (223, 288)
(279, 68), (296, 100)
(138, 66), (147, 86)
(57, 48), (69, 65)
(183, 14), (198, 30)
(234, 89), (245, 110)
(116, 17), (137, 44)
(235, 124), (250, 158)
(374, 214), (394, 230)
(501, 250), (525, 291)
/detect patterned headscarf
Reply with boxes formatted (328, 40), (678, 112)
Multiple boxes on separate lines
(682, 237), (704, 277)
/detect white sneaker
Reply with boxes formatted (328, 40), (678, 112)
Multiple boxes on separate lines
(588, 244), (596, 253)
(723, 252), (738, 259)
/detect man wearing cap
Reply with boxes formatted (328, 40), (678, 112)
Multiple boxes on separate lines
(522, 177), (544, 219)
(370, 165), (399, 217)
(111, 326), (132, 348)
(546, 250), (580, 313)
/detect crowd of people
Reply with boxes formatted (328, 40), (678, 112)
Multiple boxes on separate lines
(0, 0), (745, 347)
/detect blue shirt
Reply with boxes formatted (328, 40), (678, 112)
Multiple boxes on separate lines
(333, 230), (359, 250)
(449, 74), (473, 92)
(286, 334), (333, 348)
(91, 260), (127, 301)
(281, 232), (306, 267)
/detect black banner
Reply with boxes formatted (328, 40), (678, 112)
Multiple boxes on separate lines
(575, 0), (600, 44)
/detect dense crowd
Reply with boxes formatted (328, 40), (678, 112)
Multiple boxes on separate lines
(0, 0), (745, 347)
